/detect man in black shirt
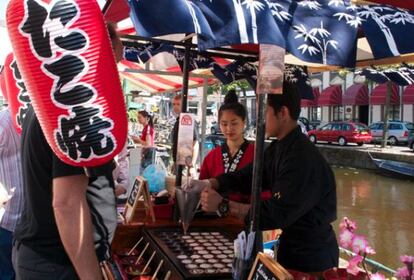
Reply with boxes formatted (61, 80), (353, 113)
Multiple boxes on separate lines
(13, 107), (116, 280)
(188, 82), (339, 273)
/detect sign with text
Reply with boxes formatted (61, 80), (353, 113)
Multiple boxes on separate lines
(257, 44), (285, 95)
(176, 113), (195, 166)
(248, 253), (293, 280)
(124, 176), (154, 224)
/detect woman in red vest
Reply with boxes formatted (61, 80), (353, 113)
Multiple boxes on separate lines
(200, 90), (258, 203)
(131, 110), (154, 146)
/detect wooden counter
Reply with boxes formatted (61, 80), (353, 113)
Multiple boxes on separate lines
(112, 215), (244, 251)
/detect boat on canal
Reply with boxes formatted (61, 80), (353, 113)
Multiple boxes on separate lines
(369, 153), (414, 178)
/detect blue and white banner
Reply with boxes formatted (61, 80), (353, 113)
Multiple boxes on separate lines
(358, 5), (414, 59)
(357, 65), (414, 85)
(128, 0), (414, 67)
(124, 44), (174, 63)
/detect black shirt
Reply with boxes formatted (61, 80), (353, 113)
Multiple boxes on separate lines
(15, 107), (85, 264)
(15, 107), (116, 264)
(217, 126), (338, 272)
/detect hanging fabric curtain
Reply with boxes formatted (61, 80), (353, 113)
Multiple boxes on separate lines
(126, 0), (414, 67)
(357, 65), (414, 85)
(128, 0), (358, 67)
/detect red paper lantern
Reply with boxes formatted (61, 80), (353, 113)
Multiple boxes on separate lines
(7, 0), (127, 167)
(2, 52), (31, 133)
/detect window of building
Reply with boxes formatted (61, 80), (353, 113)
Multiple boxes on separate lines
(384, 105), (400, 121)
(333, 106), (343, 121)
(311, 107), (321, 121)
(188, 101), (198, 115)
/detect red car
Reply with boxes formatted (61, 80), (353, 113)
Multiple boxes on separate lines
(308, 122), (372, 146)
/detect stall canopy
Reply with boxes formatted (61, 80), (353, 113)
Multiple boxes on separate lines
(103, 0), (414, 24)
(301, 88), (320, 107)
(318, 85), (342, 106)
(104, 0), (414, 68)
(403, 85), (414, 104)
(119, 60), (215, 93)
(370, 83), (399, 105)
(343, 84), (369, 105)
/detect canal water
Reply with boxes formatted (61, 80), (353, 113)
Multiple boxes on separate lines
(332, 166), (414, 270)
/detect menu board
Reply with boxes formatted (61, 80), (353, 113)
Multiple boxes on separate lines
(248, 253), (292, 280)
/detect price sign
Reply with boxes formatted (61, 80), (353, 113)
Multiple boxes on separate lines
(248, 253), (292, 280)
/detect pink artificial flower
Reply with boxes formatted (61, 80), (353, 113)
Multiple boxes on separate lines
(395, 267), (410, 279)
(339, 229), (354, 249)
(365, 246), (376, 255)
(340, 217), (357, 232)
(347, 255), (363, 276)
(371, 273), (386, 280)
(401, 255), (414, 265)
(339, 217), (348, 230)
(351, 234), (368, 254)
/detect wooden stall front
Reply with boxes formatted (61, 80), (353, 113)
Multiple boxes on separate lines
(108, 210), (244, 280)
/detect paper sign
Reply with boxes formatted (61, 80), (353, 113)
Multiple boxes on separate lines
(248, 252), (293, 280)
(124, 176), (155, 224)
(256, 44), (286, 95)
(176, 113), (195, 166)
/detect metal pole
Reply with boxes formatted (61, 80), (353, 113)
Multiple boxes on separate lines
(249, 93), (267, 253)
(200, 79), (208, 162)
(175, 37), (191, 187)
(381, 81), (392, 148)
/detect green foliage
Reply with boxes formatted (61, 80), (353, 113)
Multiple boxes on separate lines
(208, 80), (252, 95)
(127, 109), (138, 123)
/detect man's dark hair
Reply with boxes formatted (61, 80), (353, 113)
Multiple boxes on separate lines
(267, 81), (301, 121)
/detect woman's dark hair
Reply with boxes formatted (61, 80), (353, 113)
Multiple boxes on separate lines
(138, 110), (153, 127)
(218, 90), (247, 122)
(267, 81), (301, 121)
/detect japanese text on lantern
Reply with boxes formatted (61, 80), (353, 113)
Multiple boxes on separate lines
(10, 60), (31, 128)
(19, 0), (116, 162)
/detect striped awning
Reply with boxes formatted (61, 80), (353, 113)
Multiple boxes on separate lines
(370, 83), (399, 105)
(403, 85), (414, 104)
(318, 85), (342, 106)
(301, 88), (320, 107)
(118, 60), (216, 93)
(343, 84), (369, 106)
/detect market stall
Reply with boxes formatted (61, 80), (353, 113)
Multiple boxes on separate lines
(101, 0), (414, 279)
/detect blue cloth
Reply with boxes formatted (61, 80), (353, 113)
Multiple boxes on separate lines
(359, 5), (414, 59)
(128, 0), (414, 66)
(0, 227), (14, 280)
(357, 66), (414, 86)
(128, 0), (359, 66)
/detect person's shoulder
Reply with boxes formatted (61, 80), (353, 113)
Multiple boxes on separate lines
(245, 142), (255, 154)
(206, 146), (221, 158)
